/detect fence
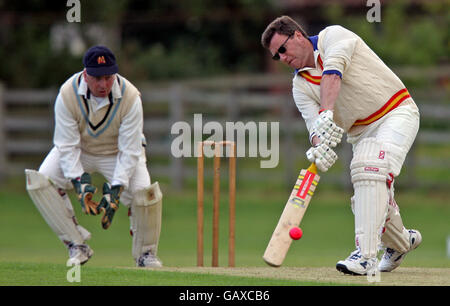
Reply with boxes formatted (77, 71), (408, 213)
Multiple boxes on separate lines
(0, 74), (449, 190)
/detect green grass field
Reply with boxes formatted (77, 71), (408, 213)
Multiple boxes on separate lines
(0, 175), (449, 286)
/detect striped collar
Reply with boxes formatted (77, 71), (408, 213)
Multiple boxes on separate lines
(294, 36), (320, 75)
(308, 35), (318, 51)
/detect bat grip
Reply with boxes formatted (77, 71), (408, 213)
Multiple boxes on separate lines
(307, 162), (318, 174)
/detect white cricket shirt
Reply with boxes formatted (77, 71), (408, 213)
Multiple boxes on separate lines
(53, 74), (144, 188)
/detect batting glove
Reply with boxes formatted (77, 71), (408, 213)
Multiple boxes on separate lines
(71, 173), (99, 215)
(97, 183), (123, 229)
(306, 143), (338, 172)
(311, 110), (344, 148)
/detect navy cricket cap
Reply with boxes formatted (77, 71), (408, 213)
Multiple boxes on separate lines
(83, 45), (119, 76)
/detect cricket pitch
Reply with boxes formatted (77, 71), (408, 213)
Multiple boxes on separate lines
(148, 266), (450, 286)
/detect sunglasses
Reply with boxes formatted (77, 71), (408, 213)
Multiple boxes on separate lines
(272, 35), (292, 61)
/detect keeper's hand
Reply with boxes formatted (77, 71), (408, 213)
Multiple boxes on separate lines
(97, 183), (123, 229)
(306, 143), (338, 172)
(311, 110), (344, 147)
(71, 173), (99, 215)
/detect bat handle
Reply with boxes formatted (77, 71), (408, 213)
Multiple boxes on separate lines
(307, 162), (318, 174)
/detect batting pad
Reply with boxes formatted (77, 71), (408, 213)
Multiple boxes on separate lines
(25, 169), (88, 245)
(350, 138), (389, 259)
(350, 194), (410, 254)
(130, 182), (162, 260)
(381, 199), (410, 253)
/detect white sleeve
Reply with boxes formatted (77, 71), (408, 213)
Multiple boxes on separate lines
(53, 93), (84, 180)
(112, 96), (144, 188)
(320, 25), (358, 76)
(292, 83), (320, 141)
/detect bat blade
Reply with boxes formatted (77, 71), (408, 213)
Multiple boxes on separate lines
(263, 163), (320, 267)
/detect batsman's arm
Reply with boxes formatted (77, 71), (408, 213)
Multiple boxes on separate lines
(320, 73), (341, 112)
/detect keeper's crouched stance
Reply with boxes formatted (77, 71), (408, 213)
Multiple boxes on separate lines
(25, 46), (163, 267)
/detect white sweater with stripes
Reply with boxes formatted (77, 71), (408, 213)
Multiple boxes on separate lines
(292, 25), (417, 137)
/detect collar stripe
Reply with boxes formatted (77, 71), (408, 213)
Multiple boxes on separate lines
(299, 71), (321, 85)
(317, 55), (324, 70)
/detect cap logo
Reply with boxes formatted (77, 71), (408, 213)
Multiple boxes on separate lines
(97, 56), (106, 64)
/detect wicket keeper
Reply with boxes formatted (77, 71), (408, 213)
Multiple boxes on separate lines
(261, 16), (421, 275)
(26, 45), (163, 267)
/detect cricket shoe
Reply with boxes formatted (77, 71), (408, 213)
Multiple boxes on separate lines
(336, 249), (378, 275)
(137, 251), (163, 268)
(68, 243), (93, 265)
(379, 229), (422, 272)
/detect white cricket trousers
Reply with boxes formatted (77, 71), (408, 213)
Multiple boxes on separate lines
(348, 104), (420, 176)
(39, 147), (151, 206)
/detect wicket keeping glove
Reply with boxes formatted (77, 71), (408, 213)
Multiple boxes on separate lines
(306, 143), (338, 172)
(311, 110), (344, 148)
(97, 183), (123, 229)
(71, 173), (99, 215)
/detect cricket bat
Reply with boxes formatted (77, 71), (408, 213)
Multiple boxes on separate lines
(263, 163), (320, 267)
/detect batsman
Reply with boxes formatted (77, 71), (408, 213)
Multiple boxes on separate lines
(261, 16), (421, 275)
(25, 46), (163, 267)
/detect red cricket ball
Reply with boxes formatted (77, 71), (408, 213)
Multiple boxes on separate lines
(289, 227), (303, 240)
